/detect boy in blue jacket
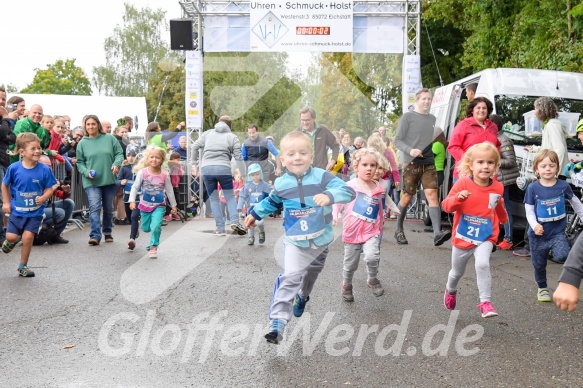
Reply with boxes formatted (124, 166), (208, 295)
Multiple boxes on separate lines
(237, 163), (273, 245)
(245, 131), (356, 344)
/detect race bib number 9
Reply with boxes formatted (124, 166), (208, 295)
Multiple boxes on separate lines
(351, 193), (380, 223)
(456, 214), (493, 245)
(284, 207), (326, 241)
(536, 195), (566, 222)
(15, 191), (41, 212)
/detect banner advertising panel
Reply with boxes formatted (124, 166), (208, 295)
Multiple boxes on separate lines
(185, 51), (203, 129)
(249, 0), (353, 52)
(402, 55), (422, 114)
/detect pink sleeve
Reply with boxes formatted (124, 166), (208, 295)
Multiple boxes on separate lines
(332, 203), (345, 222)
(385, 148), (400, 182)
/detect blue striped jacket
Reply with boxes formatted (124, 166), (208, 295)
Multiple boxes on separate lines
(250, 167), (356, 247)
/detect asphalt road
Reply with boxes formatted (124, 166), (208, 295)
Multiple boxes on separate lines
(0, 217), (581, 387)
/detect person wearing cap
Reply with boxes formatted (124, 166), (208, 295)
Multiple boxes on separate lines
(116, 148), (141, 250)
(576, 118), (583, 144)
(242, 124), (281, 182)
(237, 163), (273, 245)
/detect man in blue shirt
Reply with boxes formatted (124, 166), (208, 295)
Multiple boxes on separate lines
(242, 124), (281, 182)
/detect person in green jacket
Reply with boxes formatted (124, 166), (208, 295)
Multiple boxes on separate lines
(145, 121), (185, 152)
(432, 127), (447, 187)
(76, 115), (124, 246)
(9, 105), (52, 163)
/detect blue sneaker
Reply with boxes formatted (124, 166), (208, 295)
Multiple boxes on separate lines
(265, 319), (285, 344)
(292, 293), (309, 317)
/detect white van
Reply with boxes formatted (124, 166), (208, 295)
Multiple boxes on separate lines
(429, 68), (583, 228)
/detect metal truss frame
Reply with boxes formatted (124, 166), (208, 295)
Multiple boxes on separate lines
(178, 0), (420, 215)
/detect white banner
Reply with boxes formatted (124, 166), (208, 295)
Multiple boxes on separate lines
(184, 51), (203, 129)
(250, 0), (353, 52)
(402, 55), (422, 114)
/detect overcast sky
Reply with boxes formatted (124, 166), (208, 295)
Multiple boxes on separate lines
(2, 0), (180, 91)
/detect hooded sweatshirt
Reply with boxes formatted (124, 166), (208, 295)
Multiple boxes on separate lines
(10, 117), (52, 163)
(335, 179), (385, 244)
(237, 164), (272, 212)
(191, 121), (244, 170)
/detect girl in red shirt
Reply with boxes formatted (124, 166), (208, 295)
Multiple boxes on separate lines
(441, 142), (508, 318)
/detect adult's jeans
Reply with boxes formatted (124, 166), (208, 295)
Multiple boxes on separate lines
(44, 198), (75, 235)
(86, 184), (117, 241)
(202, 165), (238, 232)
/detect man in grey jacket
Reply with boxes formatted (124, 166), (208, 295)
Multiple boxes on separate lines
(394, 88), (451, 246)
(191, 116), (247, 236)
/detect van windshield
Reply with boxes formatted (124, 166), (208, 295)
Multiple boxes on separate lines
(495, 95), (583, 151)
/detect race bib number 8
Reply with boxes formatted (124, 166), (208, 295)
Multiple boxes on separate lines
(284, 207), (326, 241)
(351, 193), (380, 223)
(536, 195), (566, 222)
(456, 214), (493, 245)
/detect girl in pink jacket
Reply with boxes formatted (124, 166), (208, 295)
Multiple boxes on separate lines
(335, 148), (386, 302)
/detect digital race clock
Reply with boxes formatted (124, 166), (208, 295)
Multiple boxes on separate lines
(296, 26), (330, 35)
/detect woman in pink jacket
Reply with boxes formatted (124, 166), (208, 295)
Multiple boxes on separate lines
(448, 97), (501, 181)
(333, 148), (386, 303)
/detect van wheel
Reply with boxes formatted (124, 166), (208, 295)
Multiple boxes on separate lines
(422, 202), (432, 226)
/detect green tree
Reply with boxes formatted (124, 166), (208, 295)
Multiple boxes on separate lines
(146, 65), (186, 131)
(423, 0), (583, 74)
(93, 3), (169, 96)
(20, 59), (91, 95)
(0, 83), (19, 93)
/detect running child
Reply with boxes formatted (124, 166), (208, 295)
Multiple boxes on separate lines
(244, 131), (356, 344)
(442, 142), (508, 318)
(525, 149), (583, 302)
(237, 163), (272, 246)
(1, 133), (56, 277)
(373, 158), (400, 218)
(129, 146), (177, 259)
(117, 148), (141, 250)
(336, 148), (387, 302)
(164, 152), (184, 222)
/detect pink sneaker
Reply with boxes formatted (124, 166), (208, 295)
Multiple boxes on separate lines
(477, 301), (498, 318)
(444, 289), (456, 310)
(149, 246), (157, 259)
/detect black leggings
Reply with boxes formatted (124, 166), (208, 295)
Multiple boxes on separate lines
(124, 202), (141, 239)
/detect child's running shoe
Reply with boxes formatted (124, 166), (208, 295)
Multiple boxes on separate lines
(172, 214), (181, 221)
(247, 236), (255, 245)
(231, 221), (247, 236)
(2, 240), (16, 254)
(265, 319), (285, 344)
(537, 288), (552, 302)
(444, 288), (457, 310)
(258, 232), (265, 244)
(477, 301), (498, 318)
(128, 239), (135, 251)
(213, 230), (226, 236)
(367, 278), (384, 296)
(149, 246), (157, 259)
(497, 238), (513, 250)
(18, 265), (35, 277)
(341, 282), (354, 302)
(293, 293), (309, 317)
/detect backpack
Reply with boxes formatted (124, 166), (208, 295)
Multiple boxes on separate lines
(33, 203), (59, 246)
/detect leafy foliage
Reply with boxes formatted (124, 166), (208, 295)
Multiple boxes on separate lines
(423, 0), (583, 74)
(20, 59), (91, 95)
(93, 3), (169, 97)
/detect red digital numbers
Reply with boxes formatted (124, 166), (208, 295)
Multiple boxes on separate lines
(296, 27), (330, 35)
